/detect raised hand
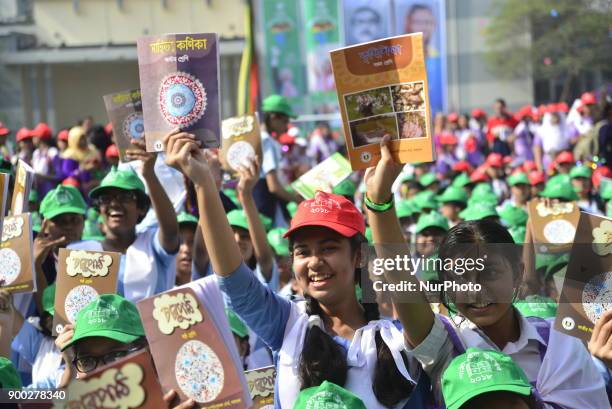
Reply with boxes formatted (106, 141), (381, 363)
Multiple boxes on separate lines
(589, 309), (612, 369)
(34, 220), (67, 268)
(163, 129), (208, 185)
(364, 135), (404, 203)
(126, 138), (157, 175)
(236, 156), (260, 201)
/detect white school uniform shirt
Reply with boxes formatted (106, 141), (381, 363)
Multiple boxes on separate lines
(411, 313), (610, 409)
(277, 301), (419, 409)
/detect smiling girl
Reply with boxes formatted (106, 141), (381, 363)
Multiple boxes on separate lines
(163, 131), (431, 408)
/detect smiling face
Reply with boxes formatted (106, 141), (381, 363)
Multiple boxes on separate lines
(291, 227), (359, 306)
(97, 188), (146, 235)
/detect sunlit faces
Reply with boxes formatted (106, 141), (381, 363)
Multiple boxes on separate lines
(73, 336), (144, 376)
(415, 226), (446, 258)
(47, 213), (85, 243)
(97, 188), (146, 234)
(176, 224), (196, 285)
(231, 226), (254, 263)
(291, 226), (359, 306)
(510, 184), (530, 205)
(462, 391), (532, 409)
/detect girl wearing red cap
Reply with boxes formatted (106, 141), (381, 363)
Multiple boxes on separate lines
(366, 136), (608, 408)
(163, 132), (430, 409)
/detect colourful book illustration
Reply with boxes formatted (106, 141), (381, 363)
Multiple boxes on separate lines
(137, 33), (221, 152)
(0, 213), (35, 294)
(220, 113), (262, 175)
(291, 152), (352, 199)
(137, 286), (248, 408)
(53, 248), (120, 336)
(555, 212), (612, 343)
(330, 33), (435, 170)
(527, 199), (580, 253)
(245, 366), (275, 409)
(103, 89), (145, 162)
(57, 349), (165, 409)
(11, 159), (34, 215)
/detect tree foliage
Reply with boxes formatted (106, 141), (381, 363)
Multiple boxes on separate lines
(485, 0), (612, 99)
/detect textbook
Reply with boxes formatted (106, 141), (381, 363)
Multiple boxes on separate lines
(527, 199), (580, 253)
(220, 113), (262, 175)
(291, 152), (352, 199)
(0, 213), (35, 294)
(103, 89), (145, 162)
(137, 285), (249, 408)
(555, 212), (612, 343)
(245, 366), (275, 409)
(330, 33), (435, 171)
(10, 159), (34, 215)
(52, 248), (120, 336)
(137, 33), (221, 152)
(57, 349), (165, 409)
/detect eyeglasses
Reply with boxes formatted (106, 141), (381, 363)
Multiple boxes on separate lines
(96, 191), (138, 206)
(73, 345), (141, 373)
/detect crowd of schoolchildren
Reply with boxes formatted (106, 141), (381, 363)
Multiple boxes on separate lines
(0, 87), (611, 409)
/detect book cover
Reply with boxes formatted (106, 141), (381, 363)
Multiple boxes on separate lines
(0, 172), (9, 240)
(11, 159), (34, 215)
(244, 366), (275, 409)
(103, 89), (145, 162)
(53, 248), (120, 336)
(527, 199), (580, 253)
(291, 152), (352, 199)
(137, 33), (221, 152)
(220, 114), (262, 175)
(56, 348), (165, 409)
(554, 213), (612, 343)
(0, 214), (35, 294)
(137, 286), (248, 408)
(330, 33), (435, 171)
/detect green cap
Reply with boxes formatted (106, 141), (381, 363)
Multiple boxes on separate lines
(0, 357), (22, 388)
(31, 211), (42, 233)
(29, 189), (39, 202)
(538, 179), (579, 201)
(89, 167), (146, 199)
(514, 295), (557, 319)
(416, 212), (449, 234)
(442, 348), (532, 409)
(81, 220), (104, 241)
(421, 254), (440, 282)
(499, 205), (528, 228)
(459, 203), (499, 221)
(62, 294), (145, 351)
(267, 227), (290, 257)
(293, 381), (367, 409)
(471, 183), (493, 197)
(545, 253), (570, 278)
(469, 190), (498, 206)
(222, 188), (241, 209)
(569, 165), (592, 179)
(227, 209), (271, 232)
(438, 186), (468, 205)
(40, 185), (87, 220)
(508, 172), (529, 187)
(261, 94), (296, 118)
(287, 201), (298, 218)
(608, 201), (612, 217)
(396, 200), (416, 219)
(601, 179), (612, 200)
(260, 214), (273, 232)
(177, 211), (198, 226)
(333, 179), (356, 197)
(365, 227), (373, 244)
(419, 173), (438, 187)
(86, 207), (99, 222)
(42, 282), (56, 316)
(226, 309), (248, 338)
(509, 226), (526, 243)
(452, 173), (472, 188)
(413, 191), (438, 211)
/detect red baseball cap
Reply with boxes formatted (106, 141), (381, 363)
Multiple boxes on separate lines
(470, 166), (490, 183)
(16, 127), (33, 142)
(522, 160), (537, 172)
(528, 171), (546, 186)
(555, 151), (574, 164)
(439, 132), (458, 145)
(452, 161), (471, 173)
(105, 144), (119, 159)
(581, 92), (596, 106)
(486, 153), (504, 168)
(104, 122), (113, 136)
(284, 191), (365, 239)
(62, 177), (80, 188)
(0, 122), (10, 136)
(58, 129), (69, 141)
(503, 156), (513, 165)
(447, 112), (459, 122)
(32, 123), (53, 139)
(555, 102), (569, 113)
(471, 108), (486, 118)
(592, 166), (611, 189)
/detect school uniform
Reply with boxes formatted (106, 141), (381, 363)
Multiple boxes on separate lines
(67, 227), (176, 302)
(410, 312), (610, 408)
(219, 262), (430, 409)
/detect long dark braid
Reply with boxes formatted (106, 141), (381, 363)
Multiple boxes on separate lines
(296, 234), (414, 407)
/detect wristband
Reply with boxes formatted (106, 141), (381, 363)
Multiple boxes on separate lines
(364, 194), (394, 213)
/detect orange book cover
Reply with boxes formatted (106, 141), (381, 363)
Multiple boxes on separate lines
(330, 33), (435, 170)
